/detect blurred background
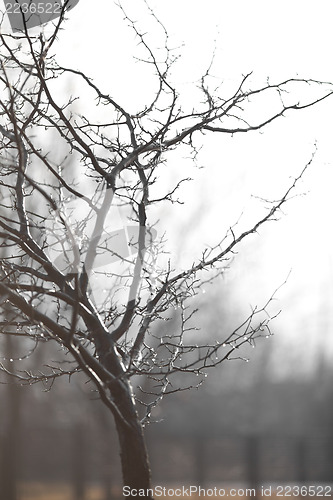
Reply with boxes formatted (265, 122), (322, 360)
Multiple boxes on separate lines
(1, 0), (333, 498)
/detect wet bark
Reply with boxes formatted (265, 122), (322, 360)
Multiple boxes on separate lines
(99, 341), (154, 499)
(111, 377), (154, 499)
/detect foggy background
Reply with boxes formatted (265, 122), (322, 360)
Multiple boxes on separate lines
(1, 0), (333, 498)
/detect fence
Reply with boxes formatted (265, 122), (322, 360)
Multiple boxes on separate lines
(148, 432), (333, 486)
(0, 427), (332, 499)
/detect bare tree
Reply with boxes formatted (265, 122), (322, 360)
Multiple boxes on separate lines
(0, 4), (332, 496)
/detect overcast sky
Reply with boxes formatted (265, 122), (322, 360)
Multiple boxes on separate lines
(3, 0), (332, 377)
(58, 0), (333, 376)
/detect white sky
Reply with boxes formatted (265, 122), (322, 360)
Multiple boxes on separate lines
(3, 0), (333, 377)
(59, 0), (333, 377)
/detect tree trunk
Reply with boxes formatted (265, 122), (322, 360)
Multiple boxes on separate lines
(110, 377), (153, 499)
(96, 336), (154, 497)
(115, 418), (153, 498)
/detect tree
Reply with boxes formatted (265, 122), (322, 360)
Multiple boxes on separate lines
(0, 3), (332, 496)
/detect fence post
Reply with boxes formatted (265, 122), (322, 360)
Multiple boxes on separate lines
(246, 434), (259, 499)
(296, 436), (306, 483)
(0, 335), (21, 500)
(194, 435), (206, 487)
(102, 476), (114, 500)
(72, 424), (86, 500)
(0, 430), (18, 500)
